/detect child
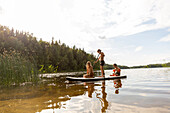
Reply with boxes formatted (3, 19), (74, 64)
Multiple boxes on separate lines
(83, 61), (94, 78)
(110, 63), (121, 76)
(94, 49), (105, 77)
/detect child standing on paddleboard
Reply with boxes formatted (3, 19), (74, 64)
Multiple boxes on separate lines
(94, 49), (105, 77)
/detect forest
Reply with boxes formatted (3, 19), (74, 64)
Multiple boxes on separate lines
(1, 25), (169, 85)
(130, 63), (170, 68)
(0, 25), (99, 71)
(0, 25), (99, 85)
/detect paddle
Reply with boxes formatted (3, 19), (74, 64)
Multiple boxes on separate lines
(93, 54), (100, 67)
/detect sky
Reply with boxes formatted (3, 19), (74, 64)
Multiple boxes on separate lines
(0, 0), (170, 66)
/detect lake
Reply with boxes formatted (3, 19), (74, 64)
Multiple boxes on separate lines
(0, 68), (170, 113)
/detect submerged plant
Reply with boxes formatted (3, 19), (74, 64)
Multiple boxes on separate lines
(0, 50), (39, 86)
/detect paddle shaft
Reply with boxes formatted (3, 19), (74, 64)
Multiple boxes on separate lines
(93, 54), (100, 67)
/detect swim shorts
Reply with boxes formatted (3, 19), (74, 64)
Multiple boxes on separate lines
(100, 61), (105, 66)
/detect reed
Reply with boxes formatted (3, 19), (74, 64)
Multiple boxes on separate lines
(0, 50), (39, 86)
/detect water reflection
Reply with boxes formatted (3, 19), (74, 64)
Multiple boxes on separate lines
(1, 68), (170, 113)
(84, 82), (95, 98)
(0, 76), (123, 113)
(83, 81), (109, 112)
(97, 81), (108, 113)
(113, 79), (122, 94)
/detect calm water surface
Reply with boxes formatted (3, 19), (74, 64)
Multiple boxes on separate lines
(0, 68), (170, 113)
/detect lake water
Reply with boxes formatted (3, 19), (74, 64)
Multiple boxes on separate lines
(0, 68), (170, 113)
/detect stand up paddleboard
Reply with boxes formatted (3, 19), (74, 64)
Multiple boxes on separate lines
(66, 75), (127, 82)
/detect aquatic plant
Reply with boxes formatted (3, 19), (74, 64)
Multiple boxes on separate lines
(39, 64), (58, 73)
(0, 50), (39, 86)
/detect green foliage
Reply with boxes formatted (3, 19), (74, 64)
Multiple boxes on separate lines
(0, 50), (39, 86)
(166, 63), (170, 67)
(162, 64), (167, 67)
(104, 62), (170, 70)
(0, 25), (99, 73)
(39, 65), (58, 73)
(104, 64), (130, 69)
(130, 63), (170, 69)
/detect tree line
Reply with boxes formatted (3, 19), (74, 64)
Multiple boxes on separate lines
(104, 63), (170, 70)
(130, 63), (170, 69)
(0, 25), (99, 73)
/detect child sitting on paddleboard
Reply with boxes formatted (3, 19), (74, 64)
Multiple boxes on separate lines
(83, 61), (94, 78)
(110, 63), (121, 76)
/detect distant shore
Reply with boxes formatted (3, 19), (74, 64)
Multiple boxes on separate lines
(104, 62), (170, 69)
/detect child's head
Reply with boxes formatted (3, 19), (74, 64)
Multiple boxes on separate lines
(86, 61), (92, 68)
(113, 63), (117, 68)
(97, 49), (101, 54)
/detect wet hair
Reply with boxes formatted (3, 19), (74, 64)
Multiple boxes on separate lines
(86, 61), (92, 68)
(97, 49), (101, 52)
(113, 63), (117, 66)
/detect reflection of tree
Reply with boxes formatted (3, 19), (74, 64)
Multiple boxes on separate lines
(96, 81), (109, 113)
(1, 78), (123, 113)
(0, 78), (87, 113)
(113, 79), (122, 94)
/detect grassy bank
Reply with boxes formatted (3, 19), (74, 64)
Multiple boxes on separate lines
(0, 50), (39, 86)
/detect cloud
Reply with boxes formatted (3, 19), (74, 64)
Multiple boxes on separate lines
(159, 34), (170, 42)
(98, 36), (106, 39)
(0, 6), (2, 11)
(135, 46), (143, 52)
(0, 0), (170, 66)
(0, 5), (2, 14)
(105, 0), (170, 38)
(137, 19), (156, 26)
(56, 0), (170, 40)
(1, 0), (170, 41)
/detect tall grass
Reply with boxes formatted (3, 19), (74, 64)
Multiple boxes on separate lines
(39, 65), (58, 73)
(0, 50), (39, 86)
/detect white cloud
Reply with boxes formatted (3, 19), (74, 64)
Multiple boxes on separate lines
(159, 34), (170, 42)
(0, 0), (170, 66)
(0, 6), (2, 13)
(1, 0), (170, 41)
(168, 28), (170, 32)
(135, 46), (143, 52)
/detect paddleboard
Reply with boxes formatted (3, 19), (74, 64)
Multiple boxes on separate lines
(66, 75), (127, 82)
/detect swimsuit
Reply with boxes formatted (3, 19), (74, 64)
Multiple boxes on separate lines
(100, 60), (105, 66)
(111, 69), (121, 76)
(99, 52), (105, 66)
(114, 69), (121, 76)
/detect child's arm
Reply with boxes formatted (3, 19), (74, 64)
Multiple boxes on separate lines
(110, 69), (115, 76)
(87, 68), (89, 74)
(95, 56), (101, 63)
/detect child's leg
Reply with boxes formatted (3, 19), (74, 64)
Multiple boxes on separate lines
(100, 66), (105, 77)
(83, 74), (90, 78)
